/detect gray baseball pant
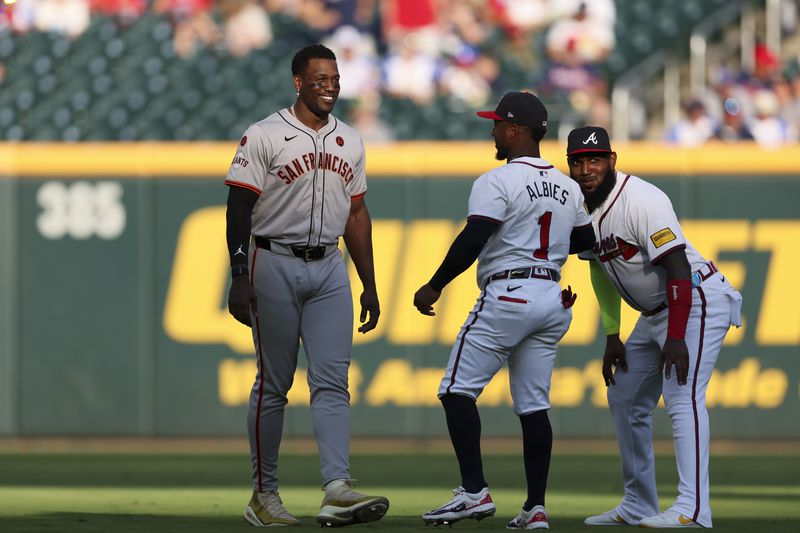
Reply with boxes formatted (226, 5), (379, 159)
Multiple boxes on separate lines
(247, 246), (352, 492)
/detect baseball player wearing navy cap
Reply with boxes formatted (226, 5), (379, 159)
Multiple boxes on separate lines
(567, 126), (742, 528)
(225, 44), (388, 528)
(414, 92), (596, 529)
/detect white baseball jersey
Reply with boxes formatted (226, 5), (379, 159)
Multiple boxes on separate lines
(224, 107), (367, 246)
(581, 171), (743, 528)
(470, 156), (592, 285)
(438, 156), (592, 416)
(578, 173), (708, 312)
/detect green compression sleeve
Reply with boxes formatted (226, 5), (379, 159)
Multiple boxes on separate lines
(589, 260), (622, 336)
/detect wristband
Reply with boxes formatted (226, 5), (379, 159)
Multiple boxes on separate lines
(231, 264), (249, 277)
(666, 278), (692, 340)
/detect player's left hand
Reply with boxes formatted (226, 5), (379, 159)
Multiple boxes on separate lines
(413, 284), (441, 316)
(561, 285), (577, 308)
(357, 286), (380, 333)
(660, 338), (690, 385)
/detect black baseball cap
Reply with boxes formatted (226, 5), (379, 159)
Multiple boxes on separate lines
(477, 91), (547, 128)
(567, 126), (613, 155)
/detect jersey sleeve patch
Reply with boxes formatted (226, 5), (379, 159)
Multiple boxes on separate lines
(650, 227), (676, 248)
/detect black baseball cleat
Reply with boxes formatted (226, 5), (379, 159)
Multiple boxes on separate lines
(422, 486), (496, 526)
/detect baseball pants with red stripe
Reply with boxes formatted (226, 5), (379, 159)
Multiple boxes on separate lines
(607, 273), (742, 528)
(247, 247), (353, 492)
(437, 277), (572, 414)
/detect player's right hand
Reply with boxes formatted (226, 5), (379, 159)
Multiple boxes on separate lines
(413, 284), (441, 316)
(228, 275), (257, 327)
(602, 334), (627, 386)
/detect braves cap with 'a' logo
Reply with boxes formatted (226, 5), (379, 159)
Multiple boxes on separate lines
(567, 126), (613, 155)
(477, 91), (548, 128)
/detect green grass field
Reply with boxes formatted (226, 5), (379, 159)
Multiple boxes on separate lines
(1, 452), (798, 532)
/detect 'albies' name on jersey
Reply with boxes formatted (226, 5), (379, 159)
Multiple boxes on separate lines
(526, 173), (570, 205)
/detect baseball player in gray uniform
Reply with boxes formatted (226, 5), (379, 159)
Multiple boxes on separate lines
(224, 44), (388, 528)
(567, 126), (742, 528)
(414, 92), (596, 529)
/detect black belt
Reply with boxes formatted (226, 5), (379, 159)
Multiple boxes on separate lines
(254, 236), (326, 262)
(641, 302), (668, 317)
(489, 266), (560, 283)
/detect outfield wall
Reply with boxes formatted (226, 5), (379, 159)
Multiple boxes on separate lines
(0, 141), (798, 438)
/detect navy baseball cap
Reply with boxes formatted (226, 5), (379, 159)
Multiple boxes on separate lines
(477, 91), (548, 128)
(567, 126), (613, 155)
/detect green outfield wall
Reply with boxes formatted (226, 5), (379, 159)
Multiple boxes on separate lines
(0, 142), (798, 438)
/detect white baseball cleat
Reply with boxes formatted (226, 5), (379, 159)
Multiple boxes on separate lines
(584, 509), (630, 526)
(422, 486), (496, 526)
(506, 504), (549, 529)
(639, 510), (700, 528)
(243, 489), (301, 527)
(316, 479), (389, 527)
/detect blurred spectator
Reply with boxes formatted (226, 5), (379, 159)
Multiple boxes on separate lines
(438, 48), (498, 107)
(713, 98), (754, 142)
(749, 89), (797, 148)
(12, 0), (90, 37)
(773, 75), (800, 131)
(552, 0), (615, 30)
(219, 0), (272, 57)
(382, 34), (439, 104)
(324, 25), (380, 101)
(546, 2), (614, 66)
(324, 0), (363, 31)
(349, 95), (394, 143)
(787, 74), (800, 129)
(154, 0), (220, 58)
(0, 0), (15, 31)
(739, 43), (781, 93)
(441, 0), (491, 48)
(542, 1), (614, 116)
(89, 0), (147, 25)
(381, 0), (441, 55)
(667, 99), (715, 146)
(487, 0), (550, 72)
(293, 0), (339, 34)
(489, 0), (552, 36)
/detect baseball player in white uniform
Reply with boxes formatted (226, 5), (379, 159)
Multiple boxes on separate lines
(414, 92), (596, 529)
(224, 44), (388, 528)
(566, 126), (743, 528)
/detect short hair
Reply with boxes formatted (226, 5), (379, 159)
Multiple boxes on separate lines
(291, 44), (337, 77)
(529, 126), (547, 143)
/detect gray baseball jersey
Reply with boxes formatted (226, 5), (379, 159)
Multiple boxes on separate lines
(225, 107), (367, 493)
(225, 107), (367, 247)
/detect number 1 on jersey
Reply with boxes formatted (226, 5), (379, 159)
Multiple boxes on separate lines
(533, 211), (552, 260)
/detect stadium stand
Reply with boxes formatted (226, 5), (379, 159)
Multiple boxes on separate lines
(0, 0), (794, 142)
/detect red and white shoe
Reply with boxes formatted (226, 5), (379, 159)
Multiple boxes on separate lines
(422, 486), (496, 526)
(506, 505), (549, 529)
